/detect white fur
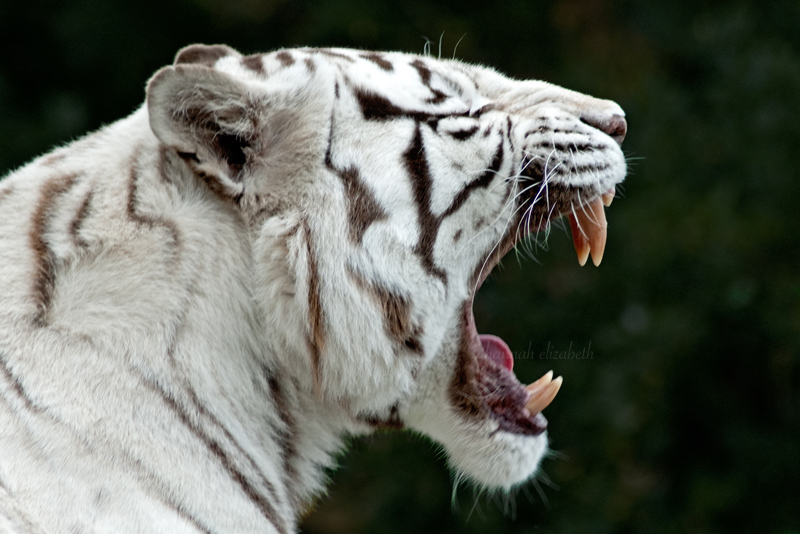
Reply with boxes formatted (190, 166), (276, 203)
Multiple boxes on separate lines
(0, 45), (626, 532)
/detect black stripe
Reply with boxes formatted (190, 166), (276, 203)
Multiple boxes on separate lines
(328, 163), (387, 244)
(426, 89), (448, 104)
(346, 266), (424, 356)
(29, 174), (80, 326)
(403, 124), (447, 282)
(70, 189), (93, 248)
(275, 51), (295, 67)
(357, 404), (404, 430)
(163, 331), (285, 520)
(175, 44), (234, 67)
(448, 125), (479, 141)
(410, 59), (432, 85)
(360, 52), (393, 71)
(264, 370), (302, 509)
(352, 85), (459, 123)
(1, 348), (214, 533)
(351, 61), (455, 121)
(127, 160), (181, 256)
(41, 152), (67, 166)
(403, 125), (509, 282)
(325, 110), (389, 244)
(527, 140), (605, 152)
(303, 220), (325, 393)
(307, 48), (355, 62)
(441, 141), (504, 219)
(126, 453), (216, 534)
(551, 162), (611, 176)
(136, 372), (288, 534)
(241, 54), (266, 76)
(354, 86), (414, 121)
(506, 116), (514, 151)
(0, 184), (14, 205)
(324, 114), (334, 167)
(187, 388), (285, 529)
(411, 59), (452, 105)
(0, 350), (44, 415)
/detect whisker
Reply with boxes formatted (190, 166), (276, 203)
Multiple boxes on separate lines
(577, 190), (602, 227)
(452, 33), (466, 59)
(569, 200), (590, 241)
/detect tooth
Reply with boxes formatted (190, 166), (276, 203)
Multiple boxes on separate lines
(602, 187), (615, 207)
(587, 199), (608, 266)
(569, 196), (609, 267)
(573, 203), (598, 266)
(525, 370), (553, 393)
(526, 374), (555, 402)
(568, 213), (590, 266)
(525, 376), (563, 414)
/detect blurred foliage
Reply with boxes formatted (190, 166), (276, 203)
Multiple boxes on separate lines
(1, 0), (798, 532)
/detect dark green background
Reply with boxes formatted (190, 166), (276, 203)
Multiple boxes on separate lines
(1, 1), (798, 532)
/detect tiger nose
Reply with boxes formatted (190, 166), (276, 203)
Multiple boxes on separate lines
(582, 113), (627, 146)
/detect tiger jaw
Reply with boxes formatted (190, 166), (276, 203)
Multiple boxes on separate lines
(453, 170), (620, 437)
(458, 300), (558, 436)
(415, 186), (619, 487)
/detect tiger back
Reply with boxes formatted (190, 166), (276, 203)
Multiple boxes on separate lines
(0, 44), (627, 533)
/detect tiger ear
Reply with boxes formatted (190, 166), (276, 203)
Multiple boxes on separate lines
(146, 64), (261, 199)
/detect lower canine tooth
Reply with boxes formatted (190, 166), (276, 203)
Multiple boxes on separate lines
(526, 370), (553, 393)
(525, 376), (563, 414)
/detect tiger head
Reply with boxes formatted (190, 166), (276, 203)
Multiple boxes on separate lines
(147, 45), (627, 491)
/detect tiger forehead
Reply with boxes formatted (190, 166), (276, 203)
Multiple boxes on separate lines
(182, 45), (479, 97)
(172, 45), (621, 125)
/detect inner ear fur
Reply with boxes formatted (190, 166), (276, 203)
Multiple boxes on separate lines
(147, 64), (261, 198)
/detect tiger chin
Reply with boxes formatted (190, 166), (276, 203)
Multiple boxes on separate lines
(0, 44), (626, 533)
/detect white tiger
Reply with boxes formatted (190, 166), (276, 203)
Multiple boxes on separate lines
(0, 44), (627, 533)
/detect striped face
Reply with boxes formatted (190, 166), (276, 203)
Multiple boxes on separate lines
(148, 46), (627, 490)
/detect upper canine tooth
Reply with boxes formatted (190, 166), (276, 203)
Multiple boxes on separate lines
(568, 213), (590, 266)
(568, 195), (611, 266)
(587, 199), (608, 266)
(602, 190), (615, 207)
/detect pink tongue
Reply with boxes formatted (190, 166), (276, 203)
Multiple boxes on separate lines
(479, 334), (514, 371)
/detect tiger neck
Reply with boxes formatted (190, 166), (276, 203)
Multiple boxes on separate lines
(133, 136), (361, 512)
(59, 117), (363, 516)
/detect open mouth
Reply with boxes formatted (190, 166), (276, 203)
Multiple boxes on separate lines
(456, 189), (615, 436)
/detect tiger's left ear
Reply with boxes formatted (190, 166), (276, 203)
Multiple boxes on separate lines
(147, 64), (263, 199)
